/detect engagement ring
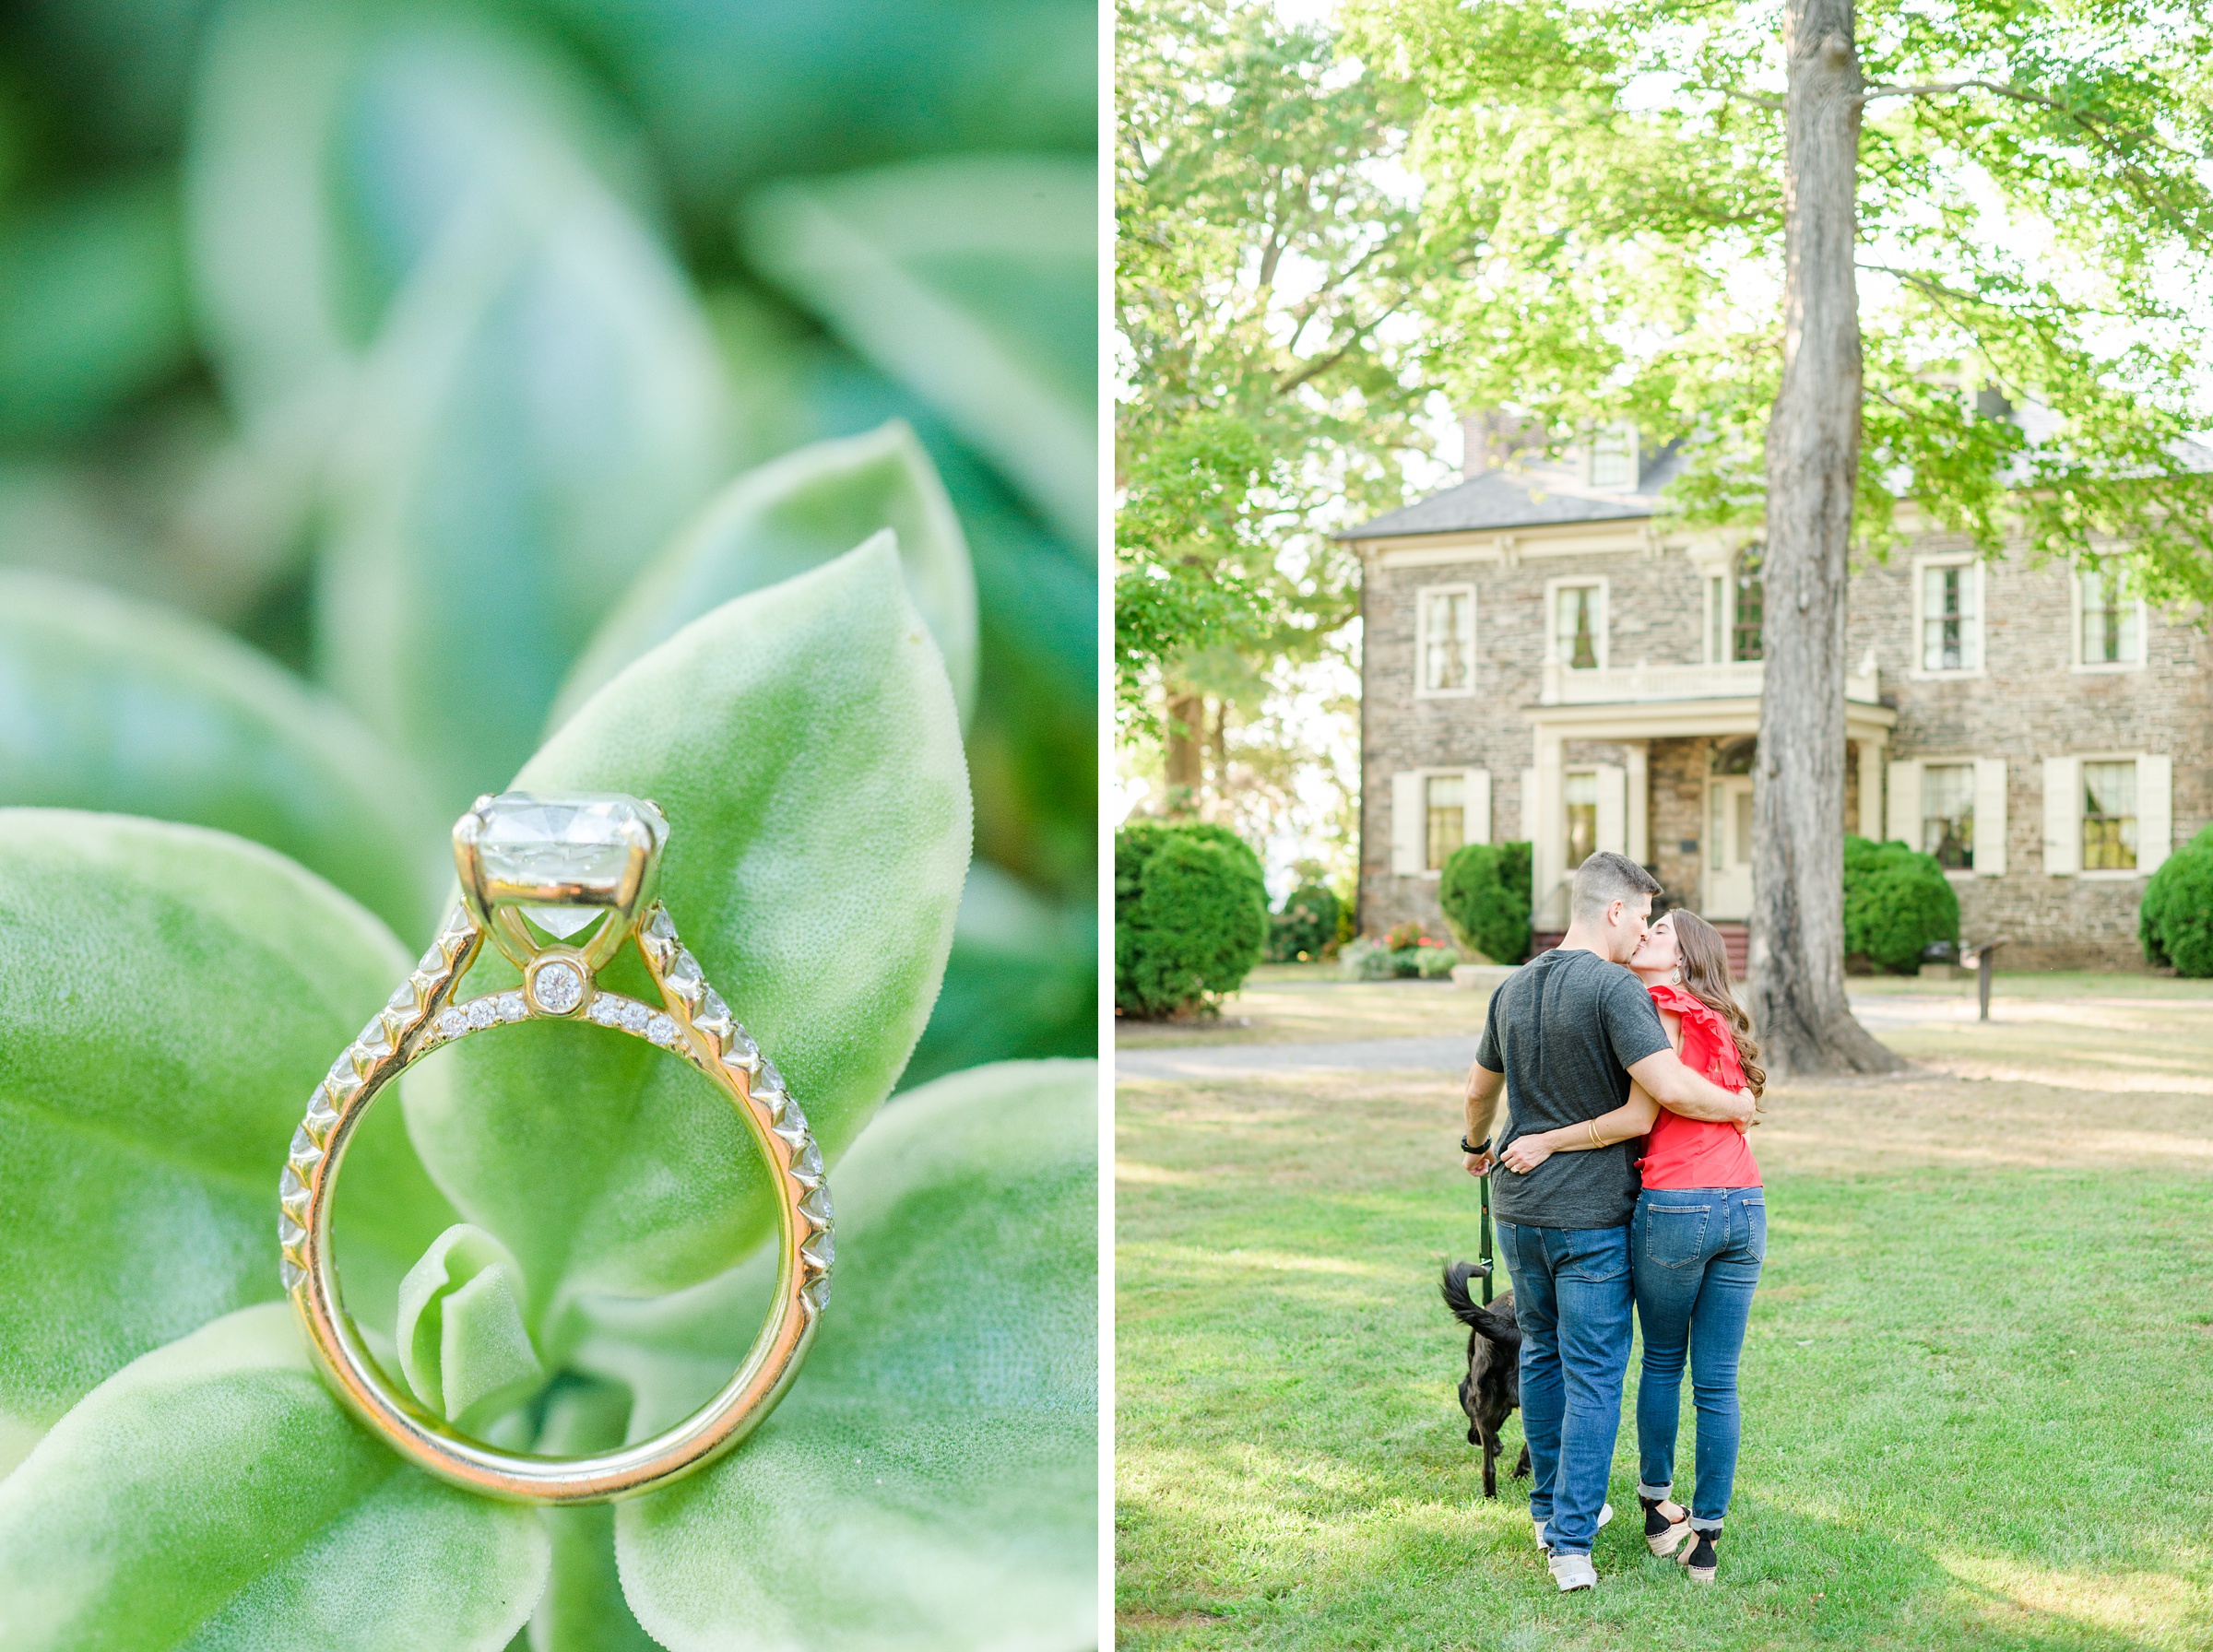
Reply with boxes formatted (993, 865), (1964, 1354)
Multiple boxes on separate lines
(279, 792), (832, 1504)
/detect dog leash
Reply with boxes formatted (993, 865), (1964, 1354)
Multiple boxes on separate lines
(1479, 1171), (1494, 1305)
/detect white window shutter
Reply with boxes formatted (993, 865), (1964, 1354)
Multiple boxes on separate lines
(2138, 754), (2173, 876)
(2042, 757), (2080, 876)
(1595, 763), (1627, 855)
(1886, 761), (1923, 847)
(1463, 769), (1492, 845)
(1972, 759), (2007, 876)
(1391, 772), (1424, 876)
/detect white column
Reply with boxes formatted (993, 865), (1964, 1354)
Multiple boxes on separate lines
(1626, 741), (1650, 863)
(1857, 733), (1884, 841)
(1533, 726), (1568, 929)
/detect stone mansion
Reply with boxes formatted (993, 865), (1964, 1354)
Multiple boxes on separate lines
(1348, 425), (2210, 969)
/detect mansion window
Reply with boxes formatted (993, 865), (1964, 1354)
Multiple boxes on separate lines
(1563, 770), (1598, 867)
(2082, 761), (2137, 871)
(1416, 584), (1475, 695)
(1921, 762), (1975, 870)
(1919, 560), (1982, 672)
(1703, 547), (1763, 663)
(2077, 568), (2143, 668)
(2041, 753), (2168, 878)
(1587, 422), (1639, 490)
(1426, 773), (1465, 870)
(1553, 583), (1603, 670)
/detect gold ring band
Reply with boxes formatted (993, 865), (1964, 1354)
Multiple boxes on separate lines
(278, 793), (831, 1504)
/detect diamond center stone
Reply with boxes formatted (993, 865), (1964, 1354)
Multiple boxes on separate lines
(475, 794), (667, 937)
(477, 793), (666, 889)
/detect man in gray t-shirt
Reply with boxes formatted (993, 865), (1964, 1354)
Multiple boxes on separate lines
(1459, 852), (1753, 1592)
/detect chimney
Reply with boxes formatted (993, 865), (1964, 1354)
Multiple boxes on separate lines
(1460, 407), (1524, 478)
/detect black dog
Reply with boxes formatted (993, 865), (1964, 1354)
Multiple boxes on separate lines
(1440, 1260), (1531, 1498)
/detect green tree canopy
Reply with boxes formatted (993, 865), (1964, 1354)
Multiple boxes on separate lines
(1115, 0), (1433, 748)
(1346, 0), (2213, 593)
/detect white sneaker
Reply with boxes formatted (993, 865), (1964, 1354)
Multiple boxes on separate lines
(1549, 1552), (1597, 1592)
(1533, 1503), (1612, 1553)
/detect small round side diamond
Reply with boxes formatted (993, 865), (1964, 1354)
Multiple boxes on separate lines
(620, 1001), (651, 1034)
(645, 1012), (679, 1045)
(530, 959), (585, 1015)
(497, 991), (528, 1022)
(435, 1007), (468, 1039)
(589, 995), (624, 1026)
(466, 997), (498, 1030)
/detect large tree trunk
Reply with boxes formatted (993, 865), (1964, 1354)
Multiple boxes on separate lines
(1751, 0), (1904, 1078)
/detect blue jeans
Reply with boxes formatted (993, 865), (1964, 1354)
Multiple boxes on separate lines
(1495, 1220), (1633, 1556)
(1631, 1186), (1765, 1531)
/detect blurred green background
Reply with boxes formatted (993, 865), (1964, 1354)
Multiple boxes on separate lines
(0, 0), (1096, 1085)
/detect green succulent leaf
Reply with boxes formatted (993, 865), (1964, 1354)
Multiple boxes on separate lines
(0, 810), (456, 1444)
(0, 173), (192, 445)
(0, 568), (443, 939)
(551, 421), (978, 728)
(395, 1225), (545, 1432)
(522, 1380), (662, 1652)
(0, 1304), (548, 1652)
(401, 537), (970, 1328)
(743, 155), (1096, 548)
(320, 156), (728, 819)
(185, 0), (656, 419)
(609, 1059), (1097, 1652)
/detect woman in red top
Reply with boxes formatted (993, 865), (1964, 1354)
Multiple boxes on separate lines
(1499, 910), (1764, 1585)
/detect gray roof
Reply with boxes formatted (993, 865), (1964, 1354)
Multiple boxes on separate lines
(1343, 442), (1690, 540)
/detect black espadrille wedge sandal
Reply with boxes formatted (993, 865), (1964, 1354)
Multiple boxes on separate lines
(1677, 1526), (1720, 1584)
(1639, 1493), (1691, 1558)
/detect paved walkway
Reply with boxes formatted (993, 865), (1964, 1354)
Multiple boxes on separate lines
(1116, 1034), (1486, 1080)
(1116, 995), (1959, 1079)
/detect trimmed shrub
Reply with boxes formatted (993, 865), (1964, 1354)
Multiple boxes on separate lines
(1414, 942), (1461, 980)
(1268, 881), (1341, 962)
(2141, 824), (2213, 975)
(1438, 840), (1533, 965)
(1115, 820), (1269, 1017)
(1842, 835), (1959, 974)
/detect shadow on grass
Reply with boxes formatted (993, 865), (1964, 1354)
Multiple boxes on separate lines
(1120, 1462), (2196, 1652)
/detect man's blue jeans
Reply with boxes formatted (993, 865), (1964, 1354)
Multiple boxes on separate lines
(1630, 1186), (1765, 1531)
(1495, 1219), (1633, 1556)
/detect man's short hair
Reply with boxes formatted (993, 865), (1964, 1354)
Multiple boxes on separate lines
(1569, 850), (1662, 926)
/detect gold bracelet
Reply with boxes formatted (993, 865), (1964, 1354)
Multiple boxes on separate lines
(1586, 1120), (1604, 1150)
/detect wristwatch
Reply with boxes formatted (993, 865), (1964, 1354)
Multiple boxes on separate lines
(1460, 1136), (1488, 1155)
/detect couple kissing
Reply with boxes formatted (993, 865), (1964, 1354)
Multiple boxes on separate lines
(1462, 851), (1766, 1592)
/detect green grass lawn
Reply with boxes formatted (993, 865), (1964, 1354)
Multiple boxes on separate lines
(1116, 986), (2213, 1650)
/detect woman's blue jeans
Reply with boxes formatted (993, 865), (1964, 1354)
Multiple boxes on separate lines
(1630, 1185), (1765, 1531)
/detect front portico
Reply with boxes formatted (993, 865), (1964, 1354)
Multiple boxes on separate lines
(1524, 658), (1896, 928)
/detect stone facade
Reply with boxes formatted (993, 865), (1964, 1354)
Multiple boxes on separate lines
(1355, 489), (2210, 970)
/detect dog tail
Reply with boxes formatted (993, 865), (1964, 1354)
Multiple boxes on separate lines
(1439, 1261), (1515, 1338)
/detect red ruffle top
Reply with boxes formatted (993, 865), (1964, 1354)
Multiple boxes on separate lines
(1639, 983), (1761, 1190)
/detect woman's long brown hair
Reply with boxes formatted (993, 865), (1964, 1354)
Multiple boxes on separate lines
(1665, 910), (1765, 1099)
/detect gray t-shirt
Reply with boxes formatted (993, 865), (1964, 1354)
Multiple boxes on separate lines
(1475, 947), (1672, 1230)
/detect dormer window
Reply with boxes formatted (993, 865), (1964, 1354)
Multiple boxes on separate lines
(1587, 422), (1639, 490)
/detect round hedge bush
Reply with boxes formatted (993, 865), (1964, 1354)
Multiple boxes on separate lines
(1438, 840), (1533, 965)
(1843, 834), (1959, 974)
(2140, 824), (2213, 976)
(1268, 881), (1340, 962)
(1115, 820), (1269, 1017)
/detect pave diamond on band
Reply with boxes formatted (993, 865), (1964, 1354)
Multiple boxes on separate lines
(279, 792), (831, 1504)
